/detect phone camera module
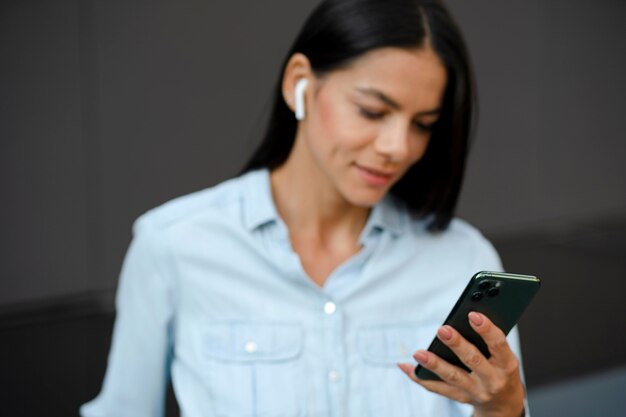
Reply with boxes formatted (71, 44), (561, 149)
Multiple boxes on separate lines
(478, 281), (491, 290)
(487, 287), (500, 297)
(471, 291), (483, 301)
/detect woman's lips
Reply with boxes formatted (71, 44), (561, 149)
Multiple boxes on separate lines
(356, 164), (397, 186)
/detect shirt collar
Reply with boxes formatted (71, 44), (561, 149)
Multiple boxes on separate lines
(242, 169), (280, 230)
(360, 193), (407, 240)
(242, 168), (407, 236)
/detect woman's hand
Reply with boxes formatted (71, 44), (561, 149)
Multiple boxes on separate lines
(398, 312), (525, 417)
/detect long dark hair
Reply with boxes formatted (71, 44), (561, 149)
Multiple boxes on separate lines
(242, 0), (475, 232)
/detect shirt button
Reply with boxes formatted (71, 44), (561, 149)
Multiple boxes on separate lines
(328, 370), (340, 381)
(244, 341), (258, 353)
(323, 301), (337, 315)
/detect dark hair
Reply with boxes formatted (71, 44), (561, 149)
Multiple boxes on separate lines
(242, 0), (475, 232)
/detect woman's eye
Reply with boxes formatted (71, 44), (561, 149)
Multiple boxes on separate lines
(359, 108), (385, 120)
(413, 121), (435, 133)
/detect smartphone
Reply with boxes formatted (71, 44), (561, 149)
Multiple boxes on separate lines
(414, 271), (541, 381)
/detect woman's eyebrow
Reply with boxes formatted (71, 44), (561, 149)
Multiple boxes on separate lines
(356, 87), (401, 109)
(355, 87), (441, 116)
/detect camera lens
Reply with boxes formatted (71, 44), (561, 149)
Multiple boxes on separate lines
(471, 291), (483, 301)
(487, 287), (500, 297)
(478, 280), (491, 290)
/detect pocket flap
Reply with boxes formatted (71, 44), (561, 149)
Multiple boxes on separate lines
(357, 322), (439, 365)
(204, 321), (303, 363)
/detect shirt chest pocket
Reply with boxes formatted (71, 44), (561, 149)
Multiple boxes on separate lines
(358, 323), (436, 365)
(202, 321), (305, 417)
(205, 321), (303, 362)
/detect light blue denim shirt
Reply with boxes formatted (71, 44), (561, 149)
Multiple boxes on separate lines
(81, 168), (526, 417)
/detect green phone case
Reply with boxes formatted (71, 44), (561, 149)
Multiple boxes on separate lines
(415, 271), (541, 381)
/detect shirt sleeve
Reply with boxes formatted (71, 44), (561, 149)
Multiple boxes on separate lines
(80, 219), (177, 417)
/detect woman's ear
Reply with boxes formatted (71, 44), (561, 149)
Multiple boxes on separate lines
(282, 53), (313, 118)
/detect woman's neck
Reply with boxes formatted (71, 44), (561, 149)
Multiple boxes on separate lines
(269, 152), (370, 250)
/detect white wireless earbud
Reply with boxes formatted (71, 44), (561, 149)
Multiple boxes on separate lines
(294, 78), (309, 121)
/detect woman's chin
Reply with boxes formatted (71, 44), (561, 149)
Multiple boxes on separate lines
(343, 187), (389, 208)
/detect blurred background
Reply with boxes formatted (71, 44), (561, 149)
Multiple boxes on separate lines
(1, 0), (625, 415)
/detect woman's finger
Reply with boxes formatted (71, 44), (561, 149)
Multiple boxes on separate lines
(468, 312), (519, 371)
(397, 363), (471, 404)
(434, 325), (495, 380)
(410, 349), (480, 395)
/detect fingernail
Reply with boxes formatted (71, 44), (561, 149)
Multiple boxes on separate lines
(397, 363), (413, 374)
(437, 326), (453, 341)
(469, 311), (484, 326)
(413, 350), (428, 364)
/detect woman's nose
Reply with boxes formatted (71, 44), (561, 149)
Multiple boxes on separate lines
(373, 121), (410, 162)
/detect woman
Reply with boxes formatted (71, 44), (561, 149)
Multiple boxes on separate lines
(82, 0), (528, 416)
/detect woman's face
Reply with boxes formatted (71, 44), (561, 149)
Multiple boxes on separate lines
(289, 46), (448, 207)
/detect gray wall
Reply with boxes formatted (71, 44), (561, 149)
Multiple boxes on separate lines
(2, 0), (625, 391)
(454, 0), (626, 235)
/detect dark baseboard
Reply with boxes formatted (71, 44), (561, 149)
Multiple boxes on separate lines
(0, 290), (115, 330)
